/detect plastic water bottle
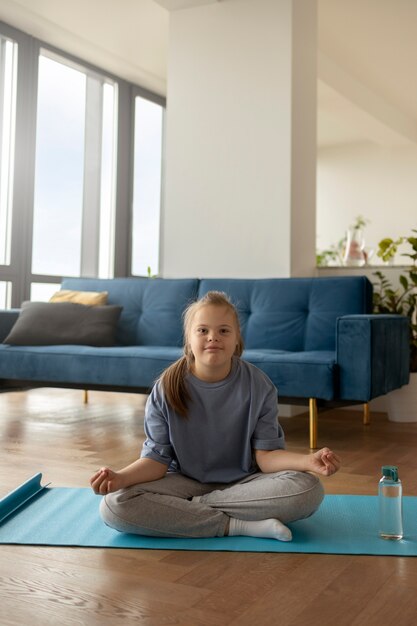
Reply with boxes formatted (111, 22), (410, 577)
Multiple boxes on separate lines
(378, 465), (403, 540)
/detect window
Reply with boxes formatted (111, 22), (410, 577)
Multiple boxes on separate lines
(0, 22), (165, 309)
(32, 51), (117, 279)
(30, 282), (60, 302)
(0, 281), (11, 308)
(131, 95), (164, 276)
(0, 34), (17, 266)
(32, 54), (86, 276)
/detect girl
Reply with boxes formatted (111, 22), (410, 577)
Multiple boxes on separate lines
(90, 291), (340, 542)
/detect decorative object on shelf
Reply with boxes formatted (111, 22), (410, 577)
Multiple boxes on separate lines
(317, 215), (371, 268)
(373, 230), (417, 421)
(343, 225), (366, 267)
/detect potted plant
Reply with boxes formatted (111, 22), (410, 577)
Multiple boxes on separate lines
(316, 240), (345, 267)
(372, 231), (417, 420)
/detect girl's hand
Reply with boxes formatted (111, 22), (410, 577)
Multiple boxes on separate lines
(90, 467), (124, 494)
(308, 447), (341, 476)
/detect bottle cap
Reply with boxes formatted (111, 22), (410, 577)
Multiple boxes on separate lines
(382, 465), (399, 481)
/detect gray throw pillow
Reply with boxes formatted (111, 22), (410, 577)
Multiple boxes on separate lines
(3, 301), (123, 347)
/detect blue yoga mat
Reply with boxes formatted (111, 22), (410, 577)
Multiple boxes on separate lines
(1, 473), (417, 555)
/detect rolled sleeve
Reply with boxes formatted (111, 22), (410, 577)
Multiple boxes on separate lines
(251, 385), (286, 451)
(140, 385), (174, 466)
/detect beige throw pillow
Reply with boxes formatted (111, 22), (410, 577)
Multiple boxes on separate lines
(49, 289), (108, 306)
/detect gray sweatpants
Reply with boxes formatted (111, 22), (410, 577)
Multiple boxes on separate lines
(100, 470), (324, 538)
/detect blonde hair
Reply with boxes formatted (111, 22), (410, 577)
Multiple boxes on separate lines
(159, 291), (244, 416)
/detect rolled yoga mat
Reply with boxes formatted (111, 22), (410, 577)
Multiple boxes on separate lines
(1, 474), (417, 555)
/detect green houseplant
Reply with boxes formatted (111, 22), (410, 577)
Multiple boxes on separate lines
(372, 231), (417, 372)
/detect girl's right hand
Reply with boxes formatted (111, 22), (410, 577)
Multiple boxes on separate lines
(90, 467), (124, 494)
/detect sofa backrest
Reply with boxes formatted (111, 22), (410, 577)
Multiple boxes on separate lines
(198, 277), (372, 351)
(61, 275), (372, 351)
(61, 277), (199, 346)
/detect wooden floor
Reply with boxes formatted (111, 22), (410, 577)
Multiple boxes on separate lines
(1, 389), (417, 626)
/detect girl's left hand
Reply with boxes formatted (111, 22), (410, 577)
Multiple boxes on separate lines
(308, 447), (341, 476)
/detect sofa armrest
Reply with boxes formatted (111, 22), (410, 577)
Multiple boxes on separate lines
(0, 309), (20, 342)
(336, 314), (410, 401)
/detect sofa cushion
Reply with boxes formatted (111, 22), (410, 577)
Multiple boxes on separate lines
(3, 302), (122, 347)
(0, 344), (183, 389)
(199, 277), (372, 352)
(0, 343), (336, 400)
(243, 349), (337, 400)
(61, 277), (199, 347)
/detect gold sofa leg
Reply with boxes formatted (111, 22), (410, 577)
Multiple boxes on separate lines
(83, 390), (89, 404)
(309, 398), (318, 450)
(363, 402), (370, 425)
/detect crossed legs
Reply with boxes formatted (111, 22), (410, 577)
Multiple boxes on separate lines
(100, 470), (324, 539)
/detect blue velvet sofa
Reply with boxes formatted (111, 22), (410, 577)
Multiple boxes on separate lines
(0, 275), (410, 448)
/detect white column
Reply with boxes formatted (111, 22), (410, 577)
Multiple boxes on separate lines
(162, 0), (317, 278)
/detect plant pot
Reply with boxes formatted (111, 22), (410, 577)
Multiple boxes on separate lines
(387, 372), (417, 422)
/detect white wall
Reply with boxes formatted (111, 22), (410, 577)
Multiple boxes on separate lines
(317, 142), (417, 264)
(162, 0), (317, 278)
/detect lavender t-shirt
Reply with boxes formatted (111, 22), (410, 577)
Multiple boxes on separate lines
(140, 357), (285, 484)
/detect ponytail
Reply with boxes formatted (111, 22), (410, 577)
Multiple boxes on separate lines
(159, 356), (191, 417)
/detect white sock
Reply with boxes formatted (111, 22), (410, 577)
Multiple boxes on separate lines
(228, 517), (292, 542)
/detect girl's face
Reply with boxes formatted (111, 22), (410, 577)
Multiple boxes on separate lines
(188, 304), (239, 382)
